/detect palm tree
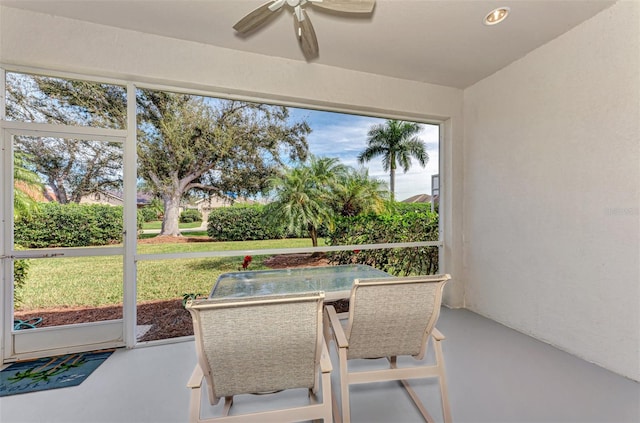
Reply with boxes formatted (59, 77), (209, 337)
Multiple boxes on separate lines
(330, 168), (389, 217)
(14, 152), (43, 217)
(358, 120), (428, 201)
(266, 156), (344, 247)
(308, 155), (348, 188)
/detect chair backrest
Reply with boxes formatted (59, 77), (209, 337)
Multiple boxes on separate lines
(344, 274), (450, 360)
(186, 291), (325, 402)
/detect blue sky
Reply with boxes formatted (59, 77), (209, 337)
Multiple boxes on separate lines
(289, 107), (439, 201)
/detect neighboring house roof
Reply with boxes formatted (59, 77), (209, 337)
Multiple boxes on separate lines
(79, 190), (154, 207)
(136, 192), (154, 206)
(402, 193), (433, 203)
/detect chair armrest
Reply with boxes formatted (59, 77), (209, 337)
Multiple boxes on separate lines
(431, 327), (446, 341)
(325, 305), (349, 349)
(187, 364), (204, 389)
(320, 339), (333, 373)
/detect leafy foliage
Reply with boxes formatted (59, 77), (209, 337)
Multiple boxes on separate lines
(358, 120), (428, 201)
(207, 205), (286, 241)
(179, 209), (202, 223)
(329, 167), (389, 217)
(5, 72), (127, 128)
(139, 206), (160, 222)
(7, 73), (126, 203)
(181, 293), (202, 308)
(265, 156), (388, 247)
(13, 248), (29, 308)
(136, 90), (310, 235)
(14, 203), (128, 248)
(326, 204), (439, 276)
(139, 198), (164, 222)
(265, 156), (343, 247)
(389, 201), (439, 214)
(6, 73), (311, 236)
(13, 151), (43, 218)
(14, 137), (124, 204)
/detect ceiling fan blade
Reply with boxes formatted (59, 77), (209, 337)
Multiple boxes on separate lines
(294, 9), (319, 60)
(310, 0), (375, 14)
(233, 1), (281, 34)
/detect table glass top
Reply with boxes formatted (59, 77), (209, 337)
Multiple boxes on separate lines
(210, 264), (390, 298)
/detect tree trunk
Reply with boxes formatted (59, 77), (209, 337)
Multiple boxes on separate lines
(161, 194), (182, 236)
(49, 177), (69, 204)
(309, 225), (318, 247)
(390, 166), (396, 202)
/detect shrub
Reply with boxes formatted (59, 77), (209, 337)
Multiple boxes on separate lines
(388, 202), (433, 214)
(207, 205), (286, 241)
(136, 209), (145, 233)
(325, 208), (439, 276)
(180, 208), (202, 223)
(148, 198), (164, 219)
(140, 206), (159, 222)
(13, 247), (29, 308)
(14, 202), (126, 248)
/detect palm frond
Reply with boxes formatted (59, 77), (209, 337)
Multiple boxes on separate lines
(358, 120), (429, 198)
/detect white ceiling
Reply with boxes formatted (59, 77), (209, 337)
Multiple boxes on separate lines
(0, 0), (615, 88)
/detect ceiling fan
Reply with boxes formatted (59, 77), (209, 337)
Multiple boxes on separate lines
(233, 0), (376, 61)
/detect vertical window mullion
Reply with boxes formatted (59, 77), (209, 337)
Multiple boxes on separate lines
(123, 83), (137, 347)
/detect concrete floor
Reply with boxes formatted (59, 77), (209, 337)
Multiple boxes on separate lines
(1, 308), (638, 423)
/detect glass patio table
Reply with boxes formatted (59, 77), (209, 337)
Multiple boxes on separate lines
(209, 264), (390, 301)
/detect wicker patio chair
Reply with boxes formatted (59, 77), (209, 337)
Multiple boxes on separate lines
(324, 274), (452, 423)
(186, 291), (334, 422)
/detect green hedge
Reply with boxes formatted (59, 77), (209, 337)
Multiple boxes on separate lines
(139, 206), (159, 222)
(389, 201), (438, 214)
(180, 209), (202, 223)
(207, 205), (287, 241)
(14, 203), (131, 248)
(326, 206), (439, 276)
(13, 247), (29, 308)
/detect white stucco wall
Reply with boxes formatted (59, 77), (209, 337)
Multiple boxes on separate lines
(0, 6), (465, 307)
(463, 1), (640, 380)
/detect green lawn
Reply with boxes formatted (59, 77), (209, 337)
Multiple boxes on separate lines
(142, 220), (202, 230)
(18, 238), (321, 310)
(138, 230), (208, 239)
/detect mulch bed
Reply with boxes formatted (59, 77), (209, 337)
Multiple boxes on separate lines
(14, 299), (192, 342)
(14, 237), (347, 342)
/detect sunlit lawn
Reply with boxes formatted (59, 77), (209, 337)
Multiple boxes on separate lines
(138, 230), (209, 239)
(18, 238), (321, 310)
(141, 220), (202, 230)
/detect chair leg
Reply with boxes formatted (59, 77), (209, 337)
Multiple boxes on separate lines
(338, 348), (351, 423)
(309, 389), (322, 423)
(222, 396), (233, 417)
(389, 357), (436, 423)
(189, 387), (202, 423)
(399, 379), (437, 423)
(331, 386), (342, 423)
(311, 371), (336, 423)
(434, 340), (452, 423)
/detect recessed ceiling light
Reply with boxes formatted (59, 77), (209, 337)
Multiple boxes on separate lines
(484, 7), (510, 26)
